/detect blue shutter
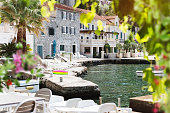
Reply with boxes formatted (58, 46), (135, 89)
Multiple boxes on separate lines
(120, 32), (122, 39)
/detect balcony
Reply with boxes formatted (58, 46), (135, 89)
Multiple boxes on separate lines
(80, 39), (116, 46)
(119, 39), (125, 43)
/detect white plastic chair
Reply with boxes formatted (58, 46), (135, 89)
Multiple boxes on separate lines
(66, 98), (82, 107)
(50, 95), (64, 103)
(35, 88), (52, 113)
(77, 100), (97, 108)
(13, 99), (36, 113)
(98, 103), (118, 113)
(49, 95), (65, 109)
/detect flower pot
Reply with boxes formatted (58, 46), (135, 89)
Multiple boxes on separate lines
(116, 53), (123, 58)
(132, 53), (138, 57)
(123, 52), (130, 58)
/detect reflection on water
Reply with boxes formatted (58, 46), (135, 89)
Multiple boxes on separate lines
(83, 64), (151, 107)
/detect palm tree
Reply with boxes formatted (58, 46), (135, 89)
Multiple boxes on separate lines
(0, 0), (45, 52)
(0, 42), (17, 57)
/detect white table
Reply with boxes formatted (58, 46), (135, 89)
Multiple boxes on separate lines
(0, 93), (46, 113)
(54, 105), (132, 113)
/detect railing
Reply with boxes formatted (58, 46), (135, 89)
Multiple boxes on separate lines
(81, 39), (115, 45)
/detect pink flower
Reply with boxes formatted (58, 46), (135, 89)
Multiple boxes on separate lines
(153, 108), (158, 113)
(154, 79), (159, 86)
(13, 50), (23, 73)
(154, 65), (159, 70)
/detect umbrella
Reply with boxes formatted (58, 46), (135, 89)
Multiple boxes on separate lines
(53, 40), (56, 57)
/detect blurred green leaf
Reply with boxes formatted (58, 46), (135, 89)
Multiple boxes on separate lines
(41, 6), (50, 17)
(48, 0), (56, 11)
(16, 42), (23, 49)
(26, 78), (31, 83)
(14, 79), (20, 86)
(73, 0), (81, 8)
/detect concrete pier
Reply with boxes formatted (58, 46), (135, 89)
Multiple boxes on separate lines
(40, 74), (100, 100)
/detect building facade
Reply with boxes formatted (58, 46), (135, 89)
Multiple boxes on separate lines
(35, 4), (80, 58)
(78, 9), (131, 58)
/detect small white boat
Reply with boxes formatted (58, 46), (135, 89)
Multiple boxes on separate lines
(136, 70), (164, 77)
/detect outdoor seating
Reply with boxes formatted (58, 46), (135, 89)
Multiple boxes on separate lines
(98, 103), (118, 113)
(12, 99), (36, 113)
(77, 100), (97, 108)
(35, 88), (52, 113)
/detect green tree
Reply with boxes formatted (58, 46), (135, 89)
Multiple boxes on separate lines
(0, 0), (45, 52)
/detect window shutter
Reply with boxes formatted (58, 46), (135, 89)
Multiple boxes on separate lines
(66, 27), (68, 34)
(70, 27), (71, 34)
(61, 11), (63, 19)
(73, 13), (75, 21)
(74, 28), (75, 35)
(69, 13), (71, 20)
(66, 12), (68, 19)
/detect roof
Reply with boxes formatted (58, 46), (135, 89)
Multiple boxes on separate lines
(102, 16), (117, 20)
(54, 4), (116, 25)
(55, 4), (75, 12)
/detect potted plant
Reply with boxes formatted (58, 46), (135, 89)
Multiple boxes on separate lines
(116, 43), (123, 58)
(131, 43), (137, 57)
(137, 44), (143, 57)
(104, 43), (110, 58)
(123, 43), (131, 58)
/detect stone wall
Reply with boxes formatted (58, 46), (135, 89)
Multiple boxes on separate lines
(35, 8), (80, 58)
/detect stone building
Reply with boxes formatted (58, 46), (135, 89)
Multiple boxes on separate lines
(57, 0), (75, 7)
(35, 4), (80, 58)
(77, 8), (131, 58)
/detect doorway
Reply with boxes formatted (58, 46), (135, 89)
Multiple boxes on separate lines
(72, 45), (76, 54)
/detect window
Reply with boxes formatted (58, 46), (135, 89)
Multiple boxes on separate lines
(83, 25), (85, 29)
(61, 11), (67, 20)
(84, 47), (90, 53)
(80, 23), (82, 29)
(116, 34), (118, 39)
(60, 45), (64, 51)
(62, 26), (69, 34)
(95, 35), (97, 39)
(116, 22), (118, 26)
(70, 27), (75, 35)
(81, 36), (83, 39)
(69, 13), (75, 21)
(92, 25), (94, 30)
(121, 32), (122, 39)
(49, 27), (54, 36)
(41, 32), (45, 36)
(88, 24), (90, 30)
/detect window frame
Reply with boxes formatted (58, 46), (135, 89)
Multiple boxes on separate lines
(60, 45), (65, 51)
(49, 27), (54, 36)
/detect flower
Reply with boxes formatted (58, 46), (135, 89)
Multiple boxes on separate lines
(161, 65), (166, 70)
(163, 55), (167, 59)
(154, 79), (159, 85)
(153, 108), (158, 113)
(154, 65), (159, 70)
(6, 80), (12, 86)
(13, 50), (24, 73)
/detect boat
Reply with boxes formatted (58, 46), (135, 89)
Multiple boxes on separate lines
(136, 70), (164, 77)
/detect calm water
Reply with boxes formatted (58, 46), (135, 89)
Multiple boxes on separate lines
(83, 64), (151, 107)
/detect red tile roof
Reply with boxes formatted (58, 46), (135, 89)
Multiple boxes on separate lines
(54, 4), (116, 25)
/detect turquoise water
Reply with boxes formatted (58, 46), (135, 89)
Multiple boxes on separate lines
(83, 64), (151, 107)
